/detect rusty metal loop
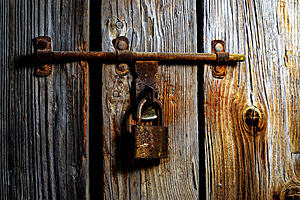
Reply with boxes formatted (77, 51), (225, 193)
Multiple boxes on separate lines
(136, 97), (163, 125)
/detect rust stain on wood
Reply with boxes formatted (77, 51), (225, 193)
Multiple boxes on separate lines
(81, 60), (88, 161)
(161, 82), (177, 126)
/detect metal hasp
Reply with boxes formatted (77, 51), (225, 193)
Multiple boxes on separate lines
(33, 36), (245, 77)
(212, 40), (228, 78)
(33, 37), (53, 76)
(127, 59), (168, 159)
(134, 61), (168, 159)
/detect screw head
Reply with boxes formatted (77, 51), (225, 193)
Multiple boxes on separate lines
(117, 40), (128, 50)
(113, 90), (119, 97)
(215, 43), (224, 52)
(115, 21), (123, 29)
(116, 63), (130, 76)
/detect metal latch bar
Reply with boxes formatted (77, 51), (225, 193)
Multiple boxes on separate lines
(33, 36), (245, 77)
(36, 50), (244, 63)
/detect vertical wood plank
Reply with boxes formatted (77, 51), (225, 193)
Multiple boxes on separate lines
(203, 0), (300, 199)
(0, 0), (89, 199)
(101, 0), (199, 199)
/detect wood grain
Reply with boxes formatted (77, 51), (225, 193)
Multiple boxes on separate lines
(203, 0), (300, 199)
(0, 0), (89, 199)
(101, 0), (199, 199)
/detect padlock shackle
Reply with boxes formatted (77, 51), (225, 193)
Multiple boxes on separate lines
(136, 97), (163, 125)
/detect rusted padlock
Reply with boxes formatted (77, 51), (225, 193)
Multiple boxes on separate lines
(131, 96), (168, 159)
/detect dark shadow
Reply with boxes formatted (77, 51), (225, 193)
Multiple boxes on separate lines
(14, 54), (37, 69)
(89, 0), (103, 199)
(197, 0), (207, 199)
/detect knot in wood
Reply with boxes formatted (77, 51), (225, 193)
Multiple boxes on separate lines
(279, 183), (300, 200)
(242, 106), (264, 135)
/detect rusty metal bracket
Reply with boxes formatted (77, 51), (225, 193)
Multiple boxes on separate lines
(212, 40), (228, 79)
(122, 59), (168, 159)
(33, 36), (245, 77)
(135, 61), (159, 98)
(33, 37), (53, 76)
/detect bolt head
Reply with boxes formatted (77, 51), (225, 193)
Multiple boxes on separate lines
(116, 63), (130, 76)
(117, 40), (128, 50)
(215, 43), (224, 52)
(113, 90), (119, 97)
(115, 21), (123, 29)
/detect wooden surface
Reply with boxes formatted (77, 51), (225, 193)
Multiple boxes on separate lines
(0, 0), (89, 199)
(101, 0), (199, 199)
(203, 0), (300, 199)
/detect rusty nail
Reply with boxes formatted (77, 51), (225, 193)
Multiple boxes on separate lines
(113, 90), (119, 97)
(117, 40), (128, 50)
(115, 21), (123, 29)
(215, 43), (224, 52)
(116, 63), (130, 76)
(214, 66), (225, 73)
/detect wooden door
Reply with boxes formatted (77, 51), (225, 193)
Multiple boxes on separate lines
(101, 0), (299, 199)
(203, 0), (300, 199)
(0, 0), (89, 199)
(1, 0), (299, 199)
(101, 0), (199, 199)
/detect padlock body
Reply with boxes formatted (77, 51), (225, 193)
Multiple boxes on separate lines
(133, 125), (168, 159)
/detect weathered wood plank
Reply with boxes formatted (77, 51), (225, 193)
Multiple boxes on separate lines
(101, 0), (199, 199)
(0, 0), (89, 199)
(203, 0), (300, 199)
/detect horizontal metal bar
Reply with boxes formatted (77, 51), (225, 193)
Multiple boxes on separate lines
(131, 52), (244, 62)
(36, 50), (245, 63)
(33, 36), (246, 77)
